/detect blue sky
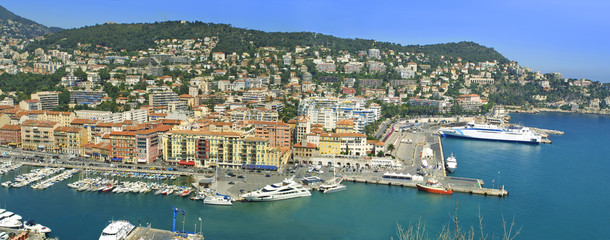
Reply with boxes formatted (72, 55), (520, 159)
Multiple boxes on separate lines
(2, 0), (609, 82)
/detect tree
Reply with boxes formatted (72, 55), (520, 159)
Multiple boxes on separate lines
(393, 203), (522, 240)
(74, 68), (87, 80)
(98, 68), (111, 81)
(387, 144), (395, 152)
(97, 101), (118, 112)
(58, 89), (70, 105)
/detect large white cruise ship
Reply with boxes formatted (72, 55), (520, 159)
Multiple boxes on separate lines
(242, 178), (311, 202)
(438, 123), (542, 143)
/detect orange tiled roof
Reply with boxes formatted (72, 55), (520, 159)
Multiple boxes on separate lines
(0, 124), (20, 131)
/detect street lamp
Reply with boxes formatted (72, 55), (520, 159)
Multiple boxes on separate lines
(199, 217), (202, 236)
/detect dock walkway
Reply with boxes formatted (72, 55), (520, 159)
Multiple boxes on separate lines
(19, 161), (192, 176)
(127, 226), (203, 240)
(343, 175), (508, 197)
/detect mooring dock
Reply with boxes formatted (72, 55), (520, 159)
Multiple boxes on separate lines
(126, 226), (203, 240)
(343, 176), (508, 197)
(19, 161), (192, 176)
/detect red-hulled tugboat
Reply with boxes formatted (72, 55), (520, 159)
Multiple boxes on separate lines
(416, 178), (453, 195)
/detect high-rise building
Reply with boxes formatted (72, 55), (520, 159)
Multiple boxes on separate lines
(149, 91), (179, 108)
(31, 91), (59, 110)
(251, 121), (292, 148)
(298, 97), (381, 133)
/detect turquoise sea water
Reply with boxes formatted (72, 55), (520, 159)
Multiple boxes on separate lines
(1, 112), (609, 239)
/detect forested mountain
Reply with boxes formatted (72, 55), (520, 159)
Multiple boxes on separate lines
(0, 5), (62, 39)
(28, 21), (508, 64)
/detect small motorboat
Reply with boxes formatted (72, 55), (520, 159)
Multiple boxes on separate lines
(445, 153), (457, 173)
(179, 189), (192, 197)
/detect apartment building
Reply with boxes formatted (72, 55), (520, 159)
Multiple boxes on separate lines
(31, 91), (59, 110)
(163, 130), (287, 169)
(0, 124), (21, 146)
(21, 120), (58, 151)
(250, 121), (292, 148)
(53, 126), (88, 155)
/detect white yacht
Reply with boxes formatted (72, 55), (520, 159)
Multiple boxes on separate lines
(23, 220), (51, 233)
(445, 153), (457, 173)
(1, 181), (11, 188)
(0, 212), (21, 221)
(203, 167), (232, 205)
(0, 218), (21, 228)
(0, 210), (21, 228)
(242, 178), (311, 202)
(98, 220), (135, 240)
(203, 193), (233, 206)
(319, 177), (346, 194)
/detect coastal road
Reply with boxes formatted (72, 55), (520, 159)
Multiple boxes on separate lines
(374, 119), (392, 139)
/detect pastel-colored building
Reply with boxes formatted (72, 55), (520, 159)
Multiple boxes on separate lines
(0, 124), (21, 146)
(21, 120), (58, 151)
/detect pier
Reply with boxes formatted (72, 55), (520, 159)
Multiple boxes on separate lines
(343, 176), (508, 197)
(18, 161), (193, 176)
(126, 226), (203, 240)
(530, 127), (564, 144)
(364, 121), (510, 197)
(531, 127), (564, 135)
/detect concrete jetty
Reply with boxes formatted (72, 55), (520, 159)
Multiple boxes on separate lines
(437, 136), (447, 177)
(352, 122), (510, 197)
(531, 127), (564, 135)
(127, 226), (203, 240)
(343, 175), (508, 197)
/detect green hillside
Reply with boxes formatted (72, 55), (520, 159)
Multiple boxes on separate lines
(29, 21), (508, 64)
(0, 5), (62, 39)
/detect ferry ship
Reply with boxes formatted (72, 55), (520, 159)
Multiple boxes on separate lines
(438, 123), (542, 144)
(241, 178), (311, 202)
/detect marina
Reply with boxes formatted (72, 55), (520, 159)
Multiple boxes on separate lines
(0, 120), (510, 201)
(1, 112), (602, 240)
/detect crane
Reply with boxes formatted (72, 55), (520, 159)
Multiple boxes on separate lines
(172, 207), (186, 233)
